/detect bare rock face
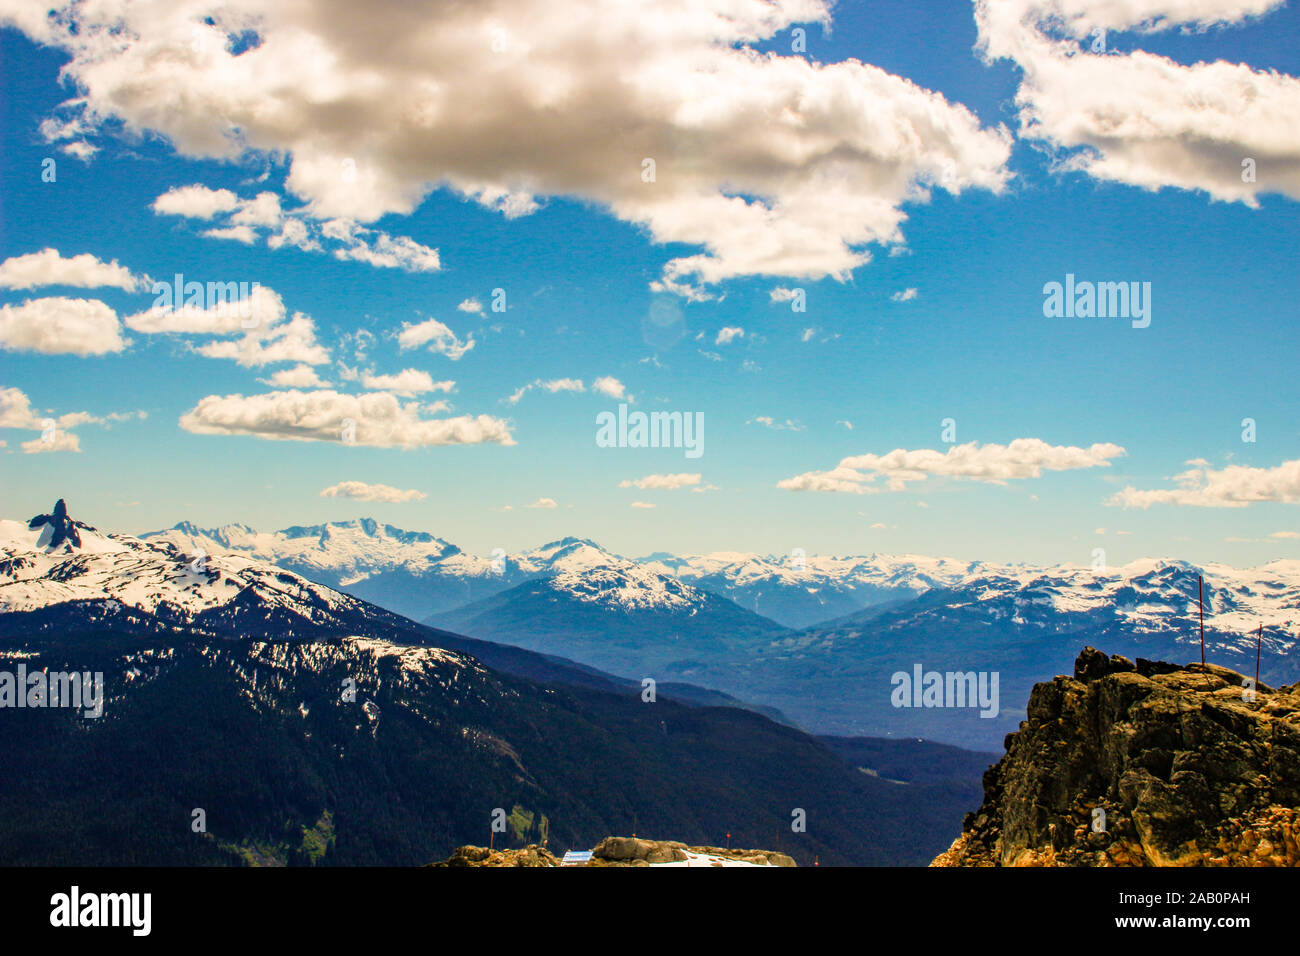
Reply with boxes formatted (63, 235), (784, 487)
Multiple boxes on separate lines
(589, 836), (795, 867)
(932, 647), (1300, 867)
(428, 837), (796, 867)
(429, 844), (561, 867)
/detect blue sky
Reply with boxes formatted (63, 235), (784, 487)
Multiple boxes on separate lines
(1, 0), (1298, 566)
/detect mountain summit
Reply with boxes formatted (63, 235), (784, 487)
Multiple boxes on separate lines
(932, 647), (1300, 866)
(27, 499), (82, 551)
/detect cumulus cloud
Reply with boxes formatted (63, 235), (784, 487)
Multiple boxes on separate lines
(260, 364), (329, 388)
(0, 248), (148, 292)
(153, 184), (439, 269)
(619, 473), (701, 490)
(0, 297), (126, 355)
(360, 369), (455, 397)
(202, 224), (258, 244)
(320, 480), (426, 503)
(125, 285), (329, 367)
(715, 326), (745, 345)
(396, 318), (475, 360)
(126, 284), (287, 335)
(178, 390), (514, 448)
(193, 315), (329, 367)
(591, 376), (628, 400)
(780, 438), (1126, 493)
(528, 497), (558, 509)
(10, 0), (1012, 297)
(0, 385), (123, 453)
(1109, 458), (1300, 508)
(153, 184), (239, 219)
(975, 0), (1300, 205)
(891, 287), (918, 302)
(458, 298), (484, 313)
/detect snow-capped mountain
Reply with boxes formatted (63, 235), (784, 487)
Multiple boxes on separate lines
(643, 550), (999, 627)
(432, 539), (789, 681)
(0, 501), (417, 642)
(0, 500), (976, 868)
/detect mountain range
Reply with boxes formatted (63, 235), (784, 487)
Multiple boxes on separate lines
(141, 517), (1300, 748)
(0, 500), (989, 866)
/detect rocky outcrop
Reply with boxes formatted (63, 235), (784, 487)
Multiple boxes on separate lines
(429, 844), (561, 867)
(428, 837), (796, 867)
(933, 646), (1300, 867)
(28, 499), (82, 550)
(587, 836), (795, 867)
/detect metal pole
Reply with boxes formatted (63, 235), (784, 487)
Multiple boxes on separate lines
(1198, 575), (1205, 669)
(1256, 623), (1262, 688)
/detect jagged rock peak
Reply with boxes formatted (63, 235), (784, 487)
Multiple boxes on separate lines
(28, 498), (82, 550)
(933, 646), (1300, 867)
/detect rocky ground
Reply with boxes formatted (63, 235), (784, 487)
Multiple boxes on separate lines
(430, 836), (795, 867)
(932, 646), (1300, 866)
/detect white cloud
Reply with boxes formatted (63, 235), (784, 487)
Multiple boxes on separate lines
(769, 286), (799, 303)
(320, 480), (426, 503)
(528, 497), (558, 509)
(260, 364), (329, 388)
(178, 390), (514, 448)
(630, 501), (656, 509)
(0, 385), (116, 453)
(506, 377), (586, 404)
(125, 285), (329, 368)
(457, 298), (484, 313)
(126, 285), (287, 335)
(396, 318), (475, 360)
(592, 376), (628, 400)
(1109, 458), (1300, 508)
(202, 224), (259, 244)
(891, 287), (918, 302)
(360, 369), (455, 397)
(781, 438), (1126, 493)
(16, 0), (1012, 297)
(0, 297), (126, 355)
(0, 248), (147, 292)
(619, 473), (701, 490)
(975, 0), (1300, 205)
(715, 326), (745, 345)
(194, 315), (330, 367)
(1270, 531), (1299, 539)
(153, 184), (239, 219)
(154, 185), (439, 270)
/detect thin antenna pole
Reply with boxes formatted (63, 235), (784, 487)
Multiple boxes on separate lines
(1198, 575), (1205, 669)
